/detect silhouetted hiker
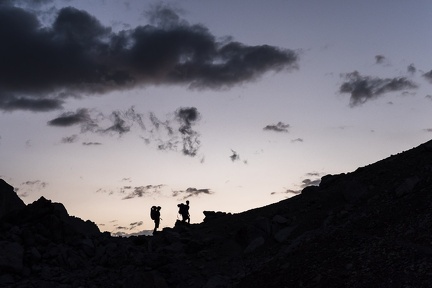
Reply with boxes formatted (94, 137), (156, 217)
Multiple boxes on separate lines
(177, 200), (190, 224)
(150, 206), (161, 234)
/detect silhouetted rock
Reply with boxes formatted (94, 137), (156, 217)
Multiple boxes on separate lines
(2, 139), (432, 287)
(203, 210), (230, 222)
(0, 179), (25, 218)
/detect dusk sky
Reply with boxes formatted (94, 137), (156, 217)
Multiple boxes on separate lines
(1, 0), (432, 235)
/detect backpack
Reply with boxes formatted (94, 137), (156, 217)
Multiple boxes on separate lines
(150, 208), (157, 220)
(178, 203), (186, 214)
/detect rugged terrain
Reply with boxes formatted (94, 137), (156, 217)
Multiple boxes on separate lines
(1, 139), (432, 287)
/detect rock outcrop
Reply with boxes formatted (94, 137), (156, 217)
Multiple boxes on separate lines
(0, 179), (25, 218)
(1, 139), (432, 287)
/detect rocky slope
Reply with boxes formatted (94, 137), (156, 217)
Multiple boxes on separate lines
(1, 139), (432, 287)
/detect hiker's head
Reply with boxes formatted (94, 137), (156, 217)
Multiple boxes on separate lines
(186, 200), (189, 205)
(157, 206), (161, 210)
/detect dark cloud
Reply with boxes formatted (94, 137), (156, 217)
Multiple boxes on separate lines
(230, 149), (240, 162)
(0, 97), (64, 112)
(263, 121), (289, 133)
(426, 95), (432, 101)
(422, 70), (432, 83)
(0, 3), (298, 112)
(229, 149), (248, 164)
(339, 71), (418, 106)
(10, 0), (55, 6)
(176, 107), (199, 128)
(301, 178), (321, 188)
(407, 64), (416, 74)
(424, 128), (432, 133)
(121, 184), (164, 200)
(47, 108), (96, 129)
(172, 187), (213, 199)
(375, 55), (386, 65)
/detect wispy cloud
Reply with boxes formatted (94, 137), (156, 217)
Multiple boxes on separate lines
(175, 107), (201, 156)
(98, 181), (212, 201)
(407, 64), (416, 74)
(16, 180), (48, 197)
(172, 187), (214, 199)
(49, 105), (204, 157)
(263, 121), (290, 133)
(82, 142), (102, 146)
(300, 178), (321, 188)
(121, 184), (165, 200)
(129, 221), (143, 230)
(229, 149), (247, 164)
(291, 138), (304, 143)
(230, 149), (240, 162)
(271, 172), (323, 196)
(61, 134), (79, 143)
(375, 54), (388, 65)
(339, 71), (417, 106)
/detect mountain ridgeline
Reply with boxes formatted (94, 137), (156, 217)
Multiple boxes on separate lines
(1, 139), (432, 287)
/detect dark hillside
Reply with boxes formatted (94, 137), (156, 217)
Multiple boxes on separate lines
(1, 139), (432, 287)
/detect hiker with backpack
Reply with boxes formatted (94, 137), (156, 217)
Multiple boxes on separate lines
(150, 206), (161, 234)
(177, 200), (190, 224)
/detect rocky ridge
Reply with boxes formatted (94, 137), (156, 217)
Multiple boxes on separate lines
(1, 139), (432, 287)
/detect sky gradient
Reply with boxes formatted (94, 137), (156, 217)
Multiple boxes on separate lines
(1, 0), (432, 236)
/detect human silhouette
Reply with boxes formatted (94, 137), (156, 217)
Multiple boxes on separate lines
(150, 206), (161, 234)
(177, 200), (190, 224)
